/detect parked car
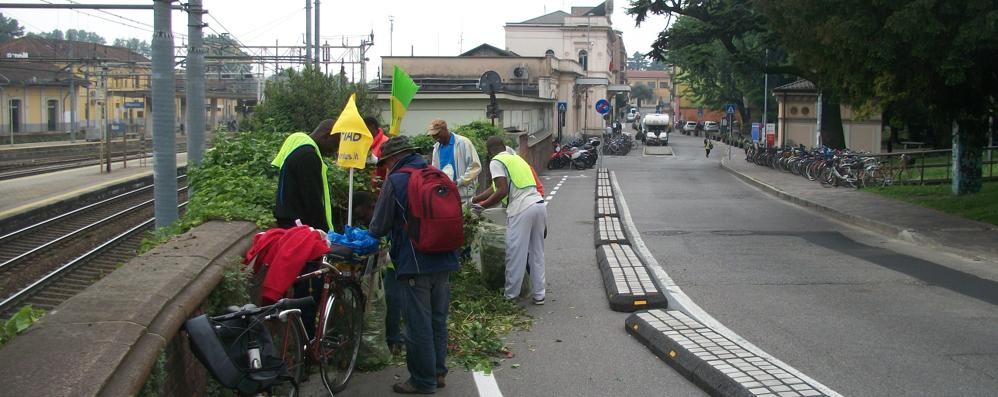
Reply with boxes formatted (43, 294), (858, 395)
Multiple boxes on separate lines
(626, 108), (639, 122)
(682, 121), (698, 135)
(703, 121), (719, 134)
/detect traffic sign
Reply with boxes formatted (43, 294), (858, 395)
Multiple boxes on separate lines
(725, 103), (737, 114)
(697, 105), (704, 117)
(557, 101), (568, 112)
(594, 99), (610, 115)
(124, 101), (144, 109)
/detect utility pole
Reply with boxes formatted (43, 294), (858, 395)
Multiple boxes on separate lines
(101, 67), (110, 173)
(274, 39), (279, 74)
(305, 0), (312, 66)
(69, 62), (77, 142)
(152, 0), (178, 228)
(816, 91), (823, 148)
(389, 16), (394, 56)
(762, 49), (768, 145)
(314, 0), (321, 66)
(186, 0), (206, 166)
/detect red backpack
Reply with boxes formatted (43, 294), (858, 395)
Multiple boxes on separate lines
(397, 166), (465, 253)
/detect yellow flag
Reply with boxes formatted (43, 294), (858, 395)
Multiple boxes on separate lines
(333, 94), (373, 169)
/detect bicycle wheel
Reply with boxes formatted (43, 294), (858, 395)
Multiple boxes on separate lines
(269, 315), (307, 397)
(319, 283), (364, 393)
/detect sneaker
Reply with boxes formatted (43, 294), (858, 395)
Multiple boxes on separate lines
(532, 297), (545, 305)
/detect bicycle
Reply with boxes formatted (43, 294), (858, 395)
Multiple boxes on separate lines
(268, 248), (376, 395)
(185, 297), (315, 396)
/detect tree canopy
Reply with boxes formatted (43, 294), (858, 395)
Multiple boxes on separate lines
(628, 0), (793, 134)
(630, 83), (655, 107)
(754, 0), (997, 193)
(245, 65), (379, 133)
(31, 28), (105, 44)
(112, 38), (151, 57)
(0, 13), (24, 43)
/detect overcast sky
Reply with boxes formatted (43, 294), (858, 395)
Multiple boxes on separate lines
(4, 0), (670, 79)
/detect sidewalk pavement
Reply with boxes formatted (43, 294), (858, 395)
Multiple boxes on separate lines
(718, 145), (998, 263)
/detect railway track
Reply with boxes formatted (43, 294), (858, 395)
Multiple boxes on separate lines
(0, 178), (188, 318)
(0, 141), (189, 181)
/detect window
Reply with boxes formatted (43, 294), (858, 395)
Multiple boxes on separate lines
(9, 99), (21, 133)
(47, 99), (58, 131)
(545, 49), (555, 57)
(647, 82), (655, 89)
(578, 49), (588, 71)
(659, 81), (668, 88)
(801, 107), (811, 116)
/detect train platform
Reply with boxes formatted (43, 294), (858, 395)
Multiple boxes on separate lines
(0, 153), (188, 223)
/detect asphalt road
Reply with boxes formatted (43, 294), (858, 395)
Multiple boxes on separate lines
(607, 132), (998, 396)
(491, 169), (705, 396)
(310, 163), (707, 397)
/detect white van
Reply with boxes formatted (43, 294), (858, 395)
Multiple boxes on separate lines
(642, 113), (672, 146)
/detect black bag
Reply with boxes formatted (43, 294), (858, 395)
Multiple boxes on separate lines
(185, 314), (290, 395)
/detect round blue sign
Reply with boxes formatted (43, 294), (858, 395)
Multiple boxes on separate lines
(594, 99), (610, 115)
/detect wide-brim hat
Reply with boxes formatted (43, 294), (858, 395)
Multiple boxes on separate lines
(377, 135), (415, 165)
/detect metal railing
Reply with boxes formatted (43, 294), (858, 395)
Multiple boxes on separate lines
(869, 146), (997, 185)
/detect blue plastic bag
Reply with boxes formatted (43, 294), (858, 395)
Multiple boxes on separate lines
(327, 225), (379, 255)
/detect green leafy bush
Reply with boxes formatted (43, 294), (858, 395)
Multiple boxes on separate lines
(0, 305), (45, 347)
(243, 66), (380, 133)
(409, 134), (436, 155)
(454, 120), (516, 160)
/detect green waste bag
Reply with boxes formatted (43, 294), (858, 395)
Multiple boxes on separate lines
(475, 219), (530, 297)
(357, 253), (391, 370)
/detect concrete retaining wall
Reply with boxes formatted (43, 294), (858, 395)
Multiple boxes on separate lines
(0, 221), (257, 396)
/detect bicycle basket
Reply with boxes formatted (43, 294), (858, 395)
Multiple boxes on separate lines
(184, 314), (289, 395)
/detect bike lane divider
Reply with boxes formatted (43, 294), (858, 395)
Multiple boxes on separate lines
(593, 168), (669, 313)
(608, 170), (842, 397)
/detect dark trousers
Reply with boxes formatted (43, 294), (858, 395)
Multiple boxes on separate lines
(384, 267), (403, 346)
(399, 271), (451, 392)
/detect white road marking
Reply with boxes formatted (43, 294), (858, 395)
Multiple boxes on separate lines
(473, 370), (503, 397)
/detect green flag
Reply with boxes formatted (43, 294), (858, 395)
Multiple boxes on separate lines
(389, 65), (419, 136)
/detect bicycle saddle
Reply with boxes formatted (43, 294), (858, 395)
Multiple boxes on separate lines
(326, 244), (356, 261)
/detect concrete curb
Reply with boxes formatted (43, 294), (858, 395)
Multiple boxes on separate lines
(718, 159), (932, 246)
(0, 221), (257, 396)
(608, 171), (842, 397)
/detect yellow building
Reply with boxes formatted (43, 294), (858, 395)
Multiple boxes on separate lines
(624, 69), (672, 111)
(0, 36), (254, 143)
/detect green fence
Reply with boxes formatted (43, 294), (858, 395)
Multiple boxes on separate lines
(871, 146), (997, 184)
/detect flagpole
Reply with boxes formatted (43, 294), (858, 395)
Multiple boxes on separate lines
(347, 168), (354, 227)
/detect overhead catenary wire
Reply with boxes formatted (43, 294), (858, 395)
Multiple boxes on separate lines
(35, 0), (190, 40)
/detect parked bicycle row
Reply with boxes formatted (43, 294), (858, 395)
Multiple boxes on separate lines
(744, 144), (901, 188)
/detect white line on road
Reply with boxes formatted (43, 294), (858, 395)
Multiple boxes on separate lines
(473, 370), (503, 397)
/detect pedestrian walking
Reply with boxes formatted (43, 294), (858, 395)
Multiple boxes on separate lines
(369, 136), (460, 394)
(704, 138), (713, 158)
(429, 119), (482, 201)
(473, 136), (547, 304)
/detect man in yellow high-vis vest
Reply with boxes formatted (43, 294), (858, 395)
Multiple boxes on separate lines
(271, 119), (340, 231)
(473, 136), (548, 304)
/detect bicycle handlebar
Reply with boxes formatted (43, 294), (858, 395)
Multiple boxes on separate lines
(210, 297), (315, 322)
